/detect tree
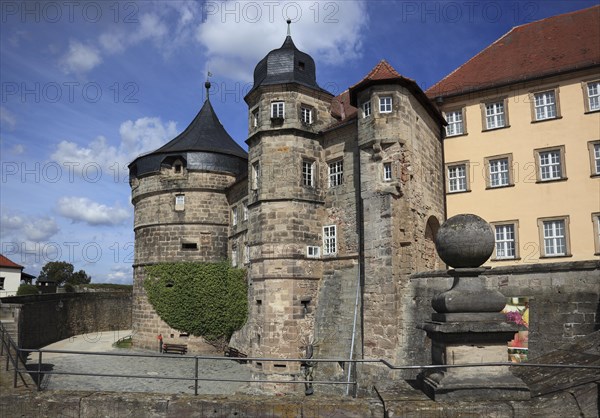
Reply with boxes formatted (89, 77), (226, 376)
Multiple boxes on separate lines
(37, 261), (91, 287)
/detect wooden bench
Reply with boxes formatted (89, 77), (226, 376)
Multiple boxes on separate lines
(224, 347), (247, 363)
(163, 343), (188, 355)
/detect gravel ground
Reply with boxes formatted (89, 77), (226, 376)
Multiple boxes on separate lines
(28, 330), (252, 395)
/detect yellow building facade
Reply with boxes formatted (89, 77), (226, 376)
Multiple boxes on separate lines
(428, 6), (600, 265)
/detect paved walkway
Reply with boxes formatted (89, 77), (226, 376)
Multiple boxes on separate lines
(33, 330), (252, 395)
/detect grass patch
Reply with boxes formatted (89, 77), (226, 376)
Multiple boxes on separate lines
(113, 336), (132, 349)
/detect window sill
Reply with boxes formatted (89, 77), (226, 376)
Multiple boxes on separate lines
(583, 109), (599, 115)
(485, 184), (515, 190)
(482, 125), (510, 132)
(591, 174), (600, 179)
(445, 133), (468, 139)
(491, 257), (521, 262)
(535, 177), (568, 184)
(531, 116), (562, 124)
(446, 190), (471, 195)
(540, 254), (572, 259)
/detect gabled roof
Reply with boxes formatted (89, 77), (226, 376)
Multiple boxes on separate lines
(348, 60), (445, 125)
(427, 5), (600, 98)
(0, 254), (23, 270)
(151, 98), (247, 159)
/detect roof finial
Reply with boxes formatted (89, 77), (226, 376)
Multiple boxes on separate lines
(286, 19), (291, 36)
(205, 71), (212, 101)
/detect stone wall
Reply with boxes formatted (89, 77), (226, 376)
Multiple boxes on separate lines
(404, 260), (600, 376)
(0, 292), (131, 349)
(131, 166), (240, 353)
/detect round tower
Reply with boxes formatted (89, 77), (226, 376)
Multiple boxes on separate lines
(129, 83), (247, 351)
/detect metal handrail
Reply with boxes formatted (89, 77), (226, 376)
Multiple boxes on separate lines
(15, 345), (600, 395)
(3, 321), (599, 396)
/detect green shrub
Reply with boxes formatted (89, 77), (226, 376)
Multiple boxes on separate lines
(143, 262), (247, 343)
(16, 284), (39, 296)
(64, 284), (75, 293)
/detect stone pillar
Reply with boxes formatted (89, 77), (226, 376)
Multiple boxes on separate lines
(419, 214), (530, 401)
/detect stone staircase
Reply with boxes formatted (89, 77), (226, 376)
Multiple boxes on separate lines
(0, 320), (18, 347)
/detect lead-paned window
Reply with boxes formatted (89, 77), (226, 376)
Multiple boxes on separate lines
(323, 225), (337, 255)
(328, 160), (343, 188)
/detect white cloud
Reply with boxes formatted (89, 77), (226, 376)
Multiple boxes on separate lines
(0, 106), (17, 130)
(56, 197), (130, 226)
(196, 0), (368, 82)
(50, 117), (177, 177)
(1, 210), (59, 242)
(60, 40), (102, 75)
(98, 32), (126, 54)
(11, 144), (25, 155)
(106, 265), (132, 284)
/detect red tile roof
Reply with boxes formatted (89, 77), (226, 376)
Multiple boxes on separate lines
(330, 89), (357, 121)
(351, 59), (404, 86)
(0, 254), (23, 270)
(427, 5), (600, 98)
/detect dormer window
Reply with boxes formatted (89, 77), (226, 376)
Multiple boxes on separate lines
(271, 101), (284, 119)
(298, 61), (305, 71)
(173, 161), (183, 174)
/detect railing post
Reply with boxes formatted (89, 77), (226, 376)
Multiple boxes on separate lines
(0, 327), (4, 356)
(4, 343), (9, 371)
(37, 351), (43, 391)
(13, 347), (18, 388)
(194, 357), (199, 396)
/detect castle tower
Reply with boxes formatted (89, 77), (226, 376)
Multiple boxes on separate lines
(240, 23), (335, 379)
(129, 84), (247, 351)
(347, 61), (446, 384)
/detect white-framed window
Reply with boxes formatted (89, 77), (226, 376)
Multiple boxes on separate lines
(306, 246), (320, 258)
(251, 161), (260, 190)
(252, 108), (259, 128)
(586, 81), (600, 112)
(447, 163), (467, 193)
(323, 225), (337, 255)
(538, 149), (563, 181)
(302, 160), (314, 187)
(362, 101), (371, 118)
(541, 219), (567, 257)
(0, 277), (4, 290)
(489, 158), (509, 187)
(494, 224), (516, 259)
(485, 101), (505, 129)
(328, 160), (343, 188)
(232, 207), (238, 226)
(175, 194), (185, 211)
(379, 96), (392, 113)
(383, 162), (392, 182)
(231, 245), (238, 267)
(301, 106), (312, 124)
(271, 101), (284, 119)
(243, 201), (248, 221)
(589, 141), (600, 175)
(445, 109), (464, 136)
(534, 90), (557, 120)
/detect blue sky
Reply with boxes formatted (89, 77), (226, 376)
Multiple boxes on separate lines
(1, 0), (597, 283)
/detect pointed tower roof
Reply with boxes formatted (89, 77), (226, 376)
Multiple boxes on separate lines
(129, 88), (247, 177)
(153, 98), (246, 159)
(348, 59), (445, 125)
(246, 24), (330, 98)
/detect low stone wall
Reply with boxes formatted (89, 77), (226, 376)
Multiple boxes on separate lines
(0, 292), (132, 349)
(404, 260), (600, 370)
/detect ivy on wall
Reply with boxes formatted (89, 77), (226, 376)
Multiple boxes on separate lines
(143, 262), (247, 342)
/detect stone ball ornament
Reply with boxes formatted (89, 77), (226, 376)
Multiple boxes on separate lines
(435, 214), (495, 269)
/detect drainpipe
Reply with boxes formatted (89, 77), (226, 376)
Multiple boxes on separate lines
(347, 142), (364, 396)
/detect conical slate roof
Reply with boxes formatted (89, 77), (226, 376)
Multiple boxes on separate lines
(153, 99), (247, 159)
(129, 95), (247, 177)
(246, 35), (328, 96)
